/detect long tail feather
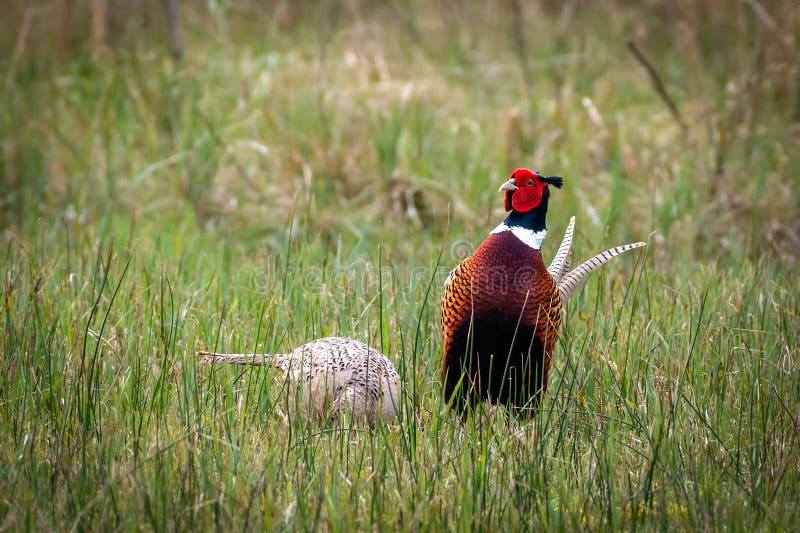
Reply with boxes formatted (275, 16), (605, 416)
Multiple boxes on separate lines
(562, 252), (571, 274)
(558, 242), (646, 302)
(196, 351), (275, 365)
(547, 216), (575, 284)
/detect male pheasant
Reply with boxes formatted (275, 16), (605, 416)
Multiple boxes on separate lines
(441, 168), (564, 415)
(198, 337), (401, 424)
(441, 169), (646, 416)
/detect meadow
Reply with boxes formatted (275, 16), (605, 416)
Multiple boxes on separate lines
(1, 1), (799, 529)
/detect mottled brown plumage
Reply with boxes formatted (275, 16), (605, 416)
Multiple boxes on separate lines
(198, 337), (401, 424)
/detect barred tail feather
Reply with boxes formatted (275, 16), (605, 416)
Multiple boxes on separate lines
(547, 216), (575, 284)
(558, 242), (646, 303)
(196, 351), (276, 365)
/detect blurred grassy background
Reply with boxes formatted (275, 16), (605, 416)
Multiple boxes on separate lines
(3, 0), (798, 260)
(1, 0), (799, 530)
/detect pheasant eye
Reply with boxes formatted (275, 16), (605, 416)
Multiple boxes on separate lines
(526, 179), (534, 186)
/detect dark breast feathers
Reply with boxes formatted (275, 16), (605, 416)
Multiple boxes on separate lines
(441, 231), (562, 414)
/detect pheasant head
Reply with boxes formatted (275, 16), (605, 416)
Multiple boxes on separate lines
(495, 168), (564, 250)
(499, 168), (564, 213)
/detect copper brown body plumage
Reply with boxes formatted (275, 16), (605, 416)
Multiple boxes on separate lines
(441, 168), (563, 415)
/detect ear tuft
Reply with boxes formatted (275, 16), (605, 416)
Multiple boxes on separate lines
(541, 176), (563, 189)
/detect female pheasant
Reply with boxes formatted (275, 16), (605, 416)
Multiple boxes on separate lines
(198, 337), (401, 424)
(441, 168), (564, 415)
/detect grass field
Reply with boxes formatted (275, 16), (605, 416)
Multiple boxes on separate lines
(2, 1), (799, 529)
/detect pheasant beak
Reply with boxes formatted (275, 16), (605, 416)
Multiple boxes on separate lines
(498, 178), (518, 192)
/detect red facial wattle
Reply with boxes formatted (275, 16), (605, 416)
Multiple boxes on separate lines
(510, 185), (543, 212)
(503, 168), (545, 213)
